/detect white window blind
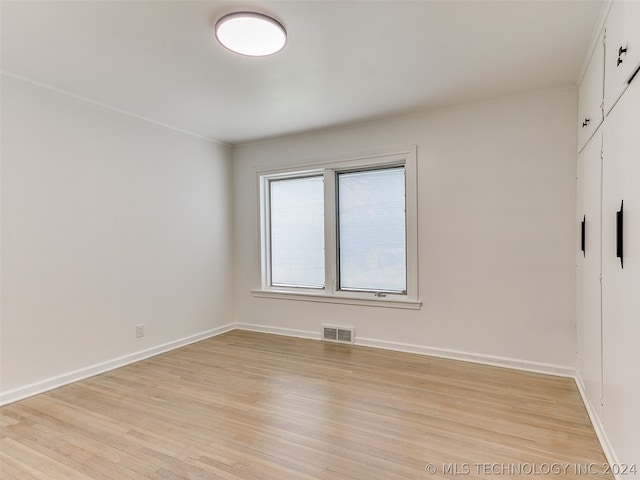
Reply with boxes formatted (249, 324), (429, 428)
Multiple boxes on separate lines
(269, 175), (325, 288)
(337, 167), (406, 293)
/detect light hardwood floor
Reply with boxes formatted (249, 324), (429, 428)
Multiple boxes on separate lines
(1, 330), (611, 479)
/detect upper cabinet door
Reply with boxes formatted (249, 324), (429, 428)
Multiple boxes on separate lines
(604, 0), (640, 115)
(578, 34), (605, 152)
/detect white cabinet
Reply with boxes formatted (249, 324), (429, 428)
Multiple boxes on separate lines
(604, 0), (640, 114)
(577, 1), (640, 465)
(601, 79), (640, 466)
(576, 131), (603, 422)
(578, 35), (605, 152)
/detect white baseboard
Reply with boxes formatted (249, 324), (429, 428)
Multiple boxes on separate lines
(234, 322), (321, 341)
(0, 322), (575, 407)
(0, 323), (236, 406)
(0, 321), (576, 400)
(234, 323), (575, 378)
(574, 371), (620, 476)
(356, 336), (576, 377)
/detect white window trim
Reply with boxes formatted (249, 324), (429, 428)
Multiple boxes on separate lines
(254, 146), (421, 310)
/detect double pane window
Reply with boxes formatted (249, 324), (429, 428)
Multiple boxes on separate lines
(266, 166), (406, 295)
(259, 147), (418, 305)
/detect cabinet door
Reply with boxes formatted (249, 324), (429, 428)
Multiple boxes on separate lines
(601, 80), (640, 465)
(576, 131), (603, 422)
(604, 0), (640, 115)
(578, 35), (605, 152)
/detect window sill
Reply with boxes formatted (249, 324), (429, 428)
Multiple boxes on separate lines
(251, 289), (422, 310)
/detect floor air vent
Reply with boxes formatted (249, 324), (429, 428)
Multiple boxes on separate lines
(322, 325), (355, 344)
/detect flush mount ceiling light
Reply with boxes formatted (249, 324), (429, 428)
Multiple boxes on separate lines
(215, 12), (286, 57)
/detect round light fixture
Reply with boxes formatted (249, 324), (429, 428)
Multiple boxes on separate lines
(215, 12), (286, 57)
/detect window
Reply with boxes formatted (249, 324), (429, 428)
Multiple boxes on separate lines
(270, 175), (325, 288)
(256, 147), (420, 309)
(337, 167), (406, 293)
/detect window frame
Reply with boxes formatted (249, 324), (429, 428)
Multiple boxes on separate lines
(255, 146), (420, 310)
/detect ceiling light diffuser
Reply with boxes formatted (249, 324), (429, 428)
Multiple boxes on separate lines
(215, 12), (286, 57)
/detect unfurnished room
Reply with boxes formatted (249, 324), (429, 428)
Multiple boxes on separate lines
(1, 1), (639, 479)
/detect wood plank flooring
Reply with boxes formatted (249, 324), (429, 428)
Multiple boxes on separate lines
(1, 330), (611, 479)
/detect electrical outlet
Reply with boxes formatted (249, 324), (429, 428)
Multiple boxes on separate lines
(136, 324), (145, 338)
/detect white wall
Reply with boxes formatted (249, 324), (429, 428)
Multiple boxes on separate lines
(0, 76), (234, 400)
(233, 87), (578, 369)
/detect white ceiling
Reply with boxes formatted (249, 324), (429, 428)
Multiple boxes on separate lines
(1, 1), (604, 144)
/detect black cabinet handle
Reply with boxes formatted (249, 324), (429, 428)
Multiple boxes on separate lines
(617, 46), (628, 67)
(616, 200), (624, 268)
(582, 118), (590, 128)
(581, 215), (586, 256)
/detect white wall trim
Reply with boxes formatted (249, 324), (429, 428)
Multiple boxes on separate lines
(235, 322), (321, 341)
(251, 290), (422, 310)
(355, 336), (576, 378)
(1, 70), (230, 147)
(574, 371), (620, 477)
(0, 323), (236, 406)
(234, 323), (575, 378)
